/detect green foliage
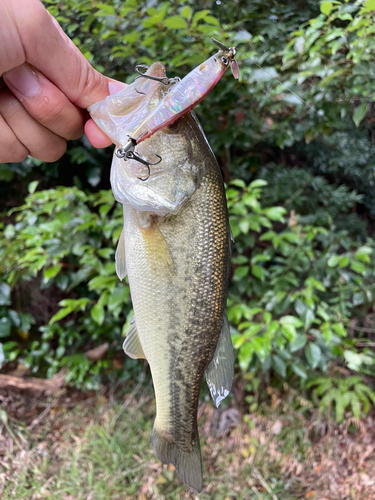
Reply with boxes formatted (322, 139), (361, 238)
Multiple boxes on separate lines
(0, 186), (135, 388)
(0, 0), (374, 410)
(227, 180), (375, 382)
(308, 375), (375, 422)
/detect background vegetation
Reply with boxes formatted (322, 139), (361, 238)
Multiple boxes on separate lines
(1, 0), (375, 426)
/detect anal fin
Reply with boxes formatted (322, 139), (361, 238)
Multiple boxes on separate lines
(205, 313), (234, 407)
(123, 316), (146, 360)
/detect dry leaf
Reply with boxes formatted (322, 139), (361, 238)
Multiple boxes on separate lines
(305, 492), (317, 499)
(85, 343), (109, 361)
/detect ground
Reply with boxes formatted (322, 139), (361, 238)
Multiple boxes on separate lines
(0, 383), (374, 500)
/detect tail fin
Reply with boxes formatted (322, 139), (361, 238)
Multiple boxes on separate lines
(152, 427), (203, 492)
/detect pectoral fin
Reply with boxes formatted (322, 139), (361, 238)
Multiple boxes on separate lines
(115, 227), (127, 281)
(141, 216), (175, 276)
(205, 314), (234, 408)
(123, 316), (146, 360)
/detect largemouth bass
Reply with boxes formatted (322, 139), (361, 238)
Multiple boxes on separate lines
(89, 63), (234, 492)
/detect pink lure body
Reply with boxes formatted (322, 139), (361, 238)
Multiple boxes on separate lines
(130, 48), (238, 145)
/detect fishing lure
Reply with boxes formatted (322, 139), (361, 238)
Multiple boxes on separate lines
(116, 38), (239, 158)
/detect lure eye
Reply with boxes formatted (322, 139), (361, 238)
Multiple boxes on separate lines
(221, 56), (228, 65)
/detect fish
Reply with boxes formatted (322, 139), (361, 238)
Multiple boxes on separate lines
(89, 62), (234, 493)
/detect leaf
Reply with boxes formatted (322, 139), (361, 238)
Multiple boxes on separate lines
(43, 264), (62, 280)
(0, 317), (11, 338)
(327, 255), (340, 267)
(322, 322), (333, 343)
(320, 1), (333, 16)
(291, 362), (308, 379)
(243, 324), (263, 338)
(180, 6), (191, 18)
(204, 15), (220, 26)
(239, 219), (250, 233)
(96, 3), (115, 15)
(0, 283), (11, 306)
(263, 207), (286, 221)
(290, 333), (307, 352)
(305, 343), (322, 369)
(339, 255), (349, 268)
(344, 350), (364, 371)
(0, 343), (4, 369)
(272, 355), (286, 378)
(191, 9), (211, 26)
(333, 388), (345, 422)
(281, 325), (296, 342)
(350, 260), (365, 274)
(28, 181), (39, 194)
(234, 266), (248, 280)
(280, 316), (303, 328)
(230, 179), (246, 188)
(363, 0), (375, 12)
(238, 343), (254, 371)
(249, 179), (267, 189)
(304, 309), (315, 330)
(251, 265), (265, 280)
(91, 303), (105, 326)
(164, 16), (187, 29)
(355, 246), (373, 261)
(350, 393), (361, 419)
(49, 307), (73, 324)
(232, 255), (248, 264)
(332, 323), (347, 337)
(352, 103), (368, 127)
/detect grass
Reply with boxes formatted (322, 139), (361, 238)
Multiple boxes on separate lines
(1, 385), (375, 499)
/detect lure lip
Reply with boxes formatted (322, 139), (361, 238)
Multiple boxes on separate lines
(230, 59), (239, 80)
(211, 38), (239, 79)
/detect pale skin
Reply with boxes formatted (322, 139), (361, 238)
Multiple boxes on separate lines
(0, 0), (122, 163)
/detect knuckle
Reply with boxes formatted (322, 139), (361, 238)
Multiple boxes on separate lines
(84, 69), (103, 95)
(33, 99), (84, 140)
(40, 139), (67, 163)
(76, 66), (106, 106)
(0, 141), (28, 163)
(67, 126), (84, 141)
(11, 151), (28, 163)
(0, 90), (22, 120)
(33, 97), (66, 126)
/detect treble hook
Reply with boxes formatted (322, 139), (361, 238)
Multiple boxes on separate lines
(134, 64), (181, 86)
(115, 147), (162, 181)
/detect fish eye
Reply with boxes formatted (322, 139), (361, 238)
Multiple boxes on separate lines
(221, 56), (228, 65)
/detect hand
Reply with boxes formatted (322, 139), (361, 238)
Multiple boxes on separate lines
(0, 0), (122, 163)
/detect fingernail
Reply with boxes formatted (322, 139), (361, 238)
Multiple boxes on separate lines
(4, 64), (40, 97)
(108, 80), (126, 95)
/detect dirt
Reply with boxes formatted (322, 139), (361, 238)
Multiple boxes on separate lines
(0, 385), (375, 500)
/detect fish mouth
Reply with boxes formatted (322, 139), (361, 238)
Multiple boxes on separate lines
(165, 118), (182, 132)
